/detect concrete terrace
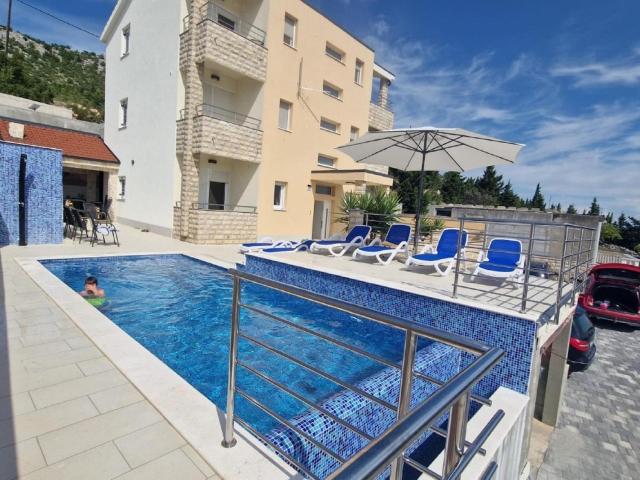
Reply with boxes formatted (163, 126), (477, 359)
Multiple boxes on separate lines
(1, 225), (565, 479)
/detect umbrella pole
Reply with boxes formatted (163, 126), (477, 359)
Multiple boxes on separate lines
(413, 151), (427, 253)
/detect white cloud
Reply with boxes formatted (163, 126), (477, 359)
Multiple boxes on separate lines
(364, 30), (640, 216)
(551, 50), (640, 87)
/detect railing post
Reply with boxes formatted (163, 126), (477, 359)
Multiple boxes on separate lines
(570, 228), (585, 305)
(554, 225), (570, 324)
(443, 391), (470, 477)
(452, 217), (465, 298)
(222, 274), (241, 448)
(520, 224), (535, 313)
(390, 331), (417, 480)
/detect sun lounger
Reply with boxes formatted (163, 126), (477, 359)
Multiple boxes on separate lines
(472, 237), (525, 281)
(261, 240), (315, 253)
(352, 224), (411, 265)
(405, 228), (468, 276)
(309, 225), (371, 257)
(240, 237), (291, 253)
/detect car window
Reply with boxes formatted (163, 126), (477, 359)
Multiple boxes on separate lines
(572, 308), (593, 338)
(595, 268), (640, 284)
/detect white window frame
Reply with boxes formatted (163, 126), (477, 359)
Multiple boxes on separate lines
(317, 154), (336, 168)
(322, 81), (343, 100)
(355, 59), (364, 85)
(278, 99), (292, 131)
(320, 117), (340, 134)
(119, 98), (128, 129)
(118, 176), (126, 199)
(325, 43), (344, 63)
(273, 182), (287, 210)
(121, 24), (130, 58)
(350, 126), (360, 142)
(283, 14), (297, 48)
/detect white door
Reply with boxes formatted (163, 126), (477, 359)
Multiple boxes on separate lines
(312, 200), (332, 239)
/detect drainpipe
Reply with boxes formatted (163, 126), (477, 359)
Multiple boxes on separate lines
(18, 153), (26, 246)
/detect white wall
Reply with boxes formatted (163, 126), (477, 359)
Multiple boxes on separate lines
(103, 0), (182, 232)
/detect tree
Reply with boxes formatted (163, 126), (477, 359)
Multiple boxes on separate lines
(499, 181), (521, 207)
(476, 166), (504, 201)
(529, 183), (546, 210)
(556, 203), (562, 212)
(440, 172), (467, 204)
(600, 222), (622, 244)
(617, 213), (627, 229)
(566, 204), (577, 214)
(605, 212), (614, 224)
(588, 197), (601, 216)
(391, 171), (441, 214)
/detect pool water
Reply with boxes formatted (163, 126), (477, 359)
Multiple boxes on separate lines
(41, 254), (411, 437)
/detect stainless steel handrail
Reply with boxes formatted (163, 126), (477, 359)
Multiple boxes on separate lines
(222, 268), (505, 480)
(195, 103), (262, 130)
(200, 1), (266, 45)
(191, 202), (257, 213)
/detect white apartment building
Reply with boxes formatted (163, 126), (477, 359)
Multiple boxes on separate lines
(101, 0), (395, 243)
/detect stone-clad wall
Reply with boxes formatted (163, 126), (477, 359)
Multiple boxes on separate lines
(368, 102), (394, 131)
(194, 20), (267, 82)
(187, 209), (257, 244)
(192, 115), (262, 163)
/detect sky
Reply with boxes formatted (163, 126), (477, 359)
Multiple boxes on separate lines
(2, 0), (639, 217)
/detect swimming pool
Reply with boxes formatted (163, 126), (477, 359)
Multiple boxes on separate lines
(41, 254), (460, 477)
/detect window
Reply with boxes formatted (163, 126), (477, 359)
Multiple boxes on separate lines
(320, 117), (340, 134)
(317, 154), (336, 168)
(350, 126), (359, 142)
(315, 184), (334, 196)
(322, 81), (342, 100)
(355, 59), (364, 85)
(118, 176), (126, 199)
(278, 100), (292, 130)
(325, 43), (344, 63)
(217, 12), (236, 31)
(119, 98), (128, 128)
(283, 14), (297, 47)
(273, 182), (286, 210)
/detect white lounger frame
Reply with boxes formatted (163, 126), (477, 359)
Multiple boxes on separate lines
(309, 231), (370, 257)
(471, 237), (525, 282)
(352, 224), (409, 266)
(405, 228), (469, 276)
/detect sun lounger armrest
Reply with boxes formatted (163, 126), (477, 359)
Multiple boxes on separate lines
(419, 243), (436, 254)
(369, 237), (382, 246)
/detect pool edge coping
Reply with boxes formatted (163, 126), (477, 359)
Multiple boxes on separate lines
(15, 252), (300, 480)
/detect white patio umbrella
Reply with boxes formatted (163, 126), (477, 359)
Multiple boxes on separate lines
(337, 127), (525, 250)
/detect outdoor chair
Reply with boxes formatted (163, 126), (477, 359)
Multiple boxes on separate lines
(471, 237), (525, 282)
(85, 210), (120, 247)
(352, 223), (412, 265)
(70, 208), (90, 243)
(309, 225), (371, 257)
(63, 206), (76, 239)
(99, 196), (113, 220)
(405, 228), (469, 276)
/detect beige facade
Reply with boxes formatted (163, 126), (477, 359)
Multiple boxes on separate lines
(112, 0), (395, 243)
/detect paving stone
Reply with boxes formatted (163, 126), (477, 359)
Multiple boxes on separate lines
(38, 400), (162, 464)
(115, 449), (205, 480)
(30, 369), (128, 408)
(0, 397), (98, 448)
(0, 438), (46, 480)
(0, 391), (35, 420)
(181, 445), (218, 478)
(7, 363), (84, 394)
(19, 442), (130, 480)
(21, 346), (102, 372)
(89, 383), (144, 413)
(115, 421), (186, 468)
(77, 357), (115, 375)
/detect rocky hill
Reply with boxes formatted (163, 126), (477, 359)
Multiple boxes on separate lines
(0, 27), (105, 122)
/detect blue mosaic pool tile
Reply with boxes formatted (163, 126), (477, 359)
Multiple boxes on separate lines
(0, 141), (63, 245)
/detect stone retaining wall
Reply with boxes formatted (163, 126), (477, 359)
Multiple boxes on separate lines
(187, 209), (257, 244)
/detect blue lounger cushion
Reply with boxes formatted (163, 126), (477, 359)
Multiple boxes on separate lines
(411, 251), (456, 262)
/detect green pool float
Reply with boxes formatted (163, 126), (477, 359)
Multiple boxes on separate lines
(85, 296), (106, 307)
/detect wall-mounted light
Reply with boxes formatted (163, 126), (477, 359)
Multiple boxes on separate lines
(208, 158), (217, 164)
(131, 159), (135, 166)
(211, 74), (220, 81)
(307, 184), (312, 191)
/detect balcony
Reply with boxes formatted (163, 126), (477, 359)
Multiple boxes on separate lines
(181, 2), (268, 83)
(173, 202), (257, 244)
(368, 101), (394, 131)
(188, 104), (263, 163)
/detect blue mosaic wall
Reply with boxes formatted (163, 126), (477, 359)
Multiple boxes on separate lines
(243, 255), (538, 477)
(0, 141), (63, 245)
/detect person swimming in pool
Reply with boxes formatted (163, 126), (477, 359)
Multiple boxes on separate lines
(80, 276), (105, 298)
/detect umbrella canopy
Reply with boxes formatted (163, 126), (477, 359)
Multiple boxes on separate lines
(337, 127), (525, 250)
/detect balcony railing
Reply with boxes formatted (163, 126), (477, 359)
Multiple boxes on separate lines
(200, 2), (266, 46)
(191, 202), (257, 213)
(222, 269), (505, 480)
(194, 104), (261, 130)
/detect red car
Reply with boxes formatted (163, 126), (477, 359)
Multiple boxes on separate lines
(578, 263), (640, 326)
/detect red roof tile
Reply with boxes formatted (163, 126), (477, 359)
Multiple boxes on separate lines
(0, 119), (119, 164)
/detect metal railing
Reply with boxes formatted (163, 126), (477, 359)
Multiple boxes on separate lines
(200, 1), (266, 46)
(223, 269), (505, 480)
(195, 103), (262, 130)
(450, 217), (596, 322)
(190, 202), (257, 213)
(596, 252), (640, 267)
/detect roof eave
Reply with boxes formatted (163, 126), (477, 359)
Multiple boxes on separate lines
(100, 0), (132, 43)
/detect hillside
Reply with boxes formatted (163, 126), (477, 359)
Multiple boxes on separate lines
(0, 27), (105, 122)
